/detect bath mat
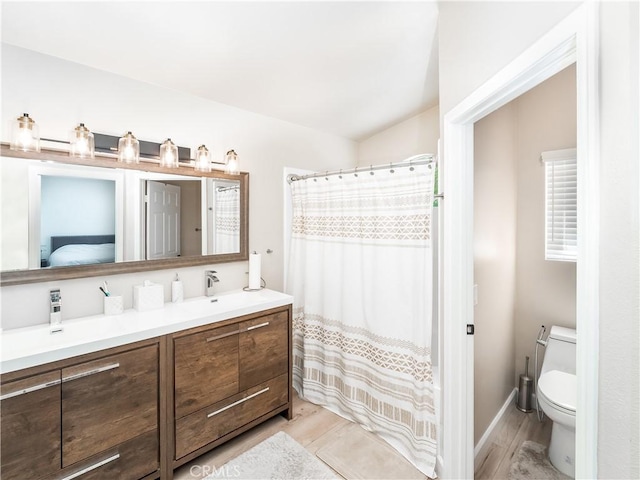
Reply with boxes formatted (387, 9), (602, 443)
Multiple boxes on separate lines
(315, 423), (428, 479)
(207, 431), (338, 480)
(508, 440), (571, 480)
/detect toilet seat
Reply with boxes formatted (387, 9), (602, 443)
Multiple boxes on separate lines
(538, 370), (576, 415)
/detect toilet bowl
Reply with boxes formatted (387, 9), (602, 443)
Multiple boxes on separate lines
(537, 369), (576, 477)
(537, 326), (576, 478)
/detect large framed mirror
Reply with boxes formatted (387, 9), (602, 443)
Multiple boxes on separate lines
(0, 144), (248, 286)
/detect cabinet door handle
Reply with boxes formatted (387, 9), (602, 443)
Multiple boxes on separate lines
(206, 330), (241, 343)
(59, 453), (120, 480)
(207, 387), (270, 418)
(246, 321), (270, 331)
(0, 379), (61, 401)
(62, 363), (120, 383)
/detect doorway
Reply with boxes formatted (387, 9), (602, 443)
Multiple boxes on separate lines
(441, 4), (599, 479)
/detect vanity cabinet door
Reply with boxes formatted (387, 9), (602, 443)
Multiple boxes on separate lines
(239, 311), (289, 391)
(0, 371), (62, 480)
(61, 345), (158, 467)
(174, 323), (240, 419)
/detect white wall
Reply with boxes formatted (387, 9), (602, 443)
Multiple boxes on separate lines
(41, 176), (116, 261)
(473, 101), (517, 445)
(0, 44), (357, 330)
(357, 105), (440, 166)
(514, 64), (577, 385)
(439, 2), (639, 477)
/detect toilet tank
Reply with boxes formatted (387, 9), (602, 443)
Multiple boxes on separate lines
(541, 326), (576, 376)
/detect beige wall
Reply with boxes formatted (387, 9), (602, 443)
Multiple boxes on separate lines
(473, 102), (518, 444)
(514, 65), (577, 385)
(440, 2), (639, 477)
(357, 105), (439, 166)
(0, 45), (357, 329)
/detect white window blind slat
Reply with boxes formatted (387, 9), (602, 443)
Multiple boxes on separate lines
(543, 148), (577, 262)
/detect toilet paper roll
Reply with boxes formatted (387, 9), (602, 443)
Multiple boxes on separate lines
(249, 252), (261, 290)
(171, 280), (184, 303)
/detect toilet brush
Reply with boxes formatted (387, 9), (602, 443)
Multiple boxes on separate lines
(516, 356), (533, 412)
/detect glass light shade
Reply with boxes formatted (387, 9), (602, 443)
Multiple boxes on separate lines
(69, 123), (95, 158)
(225, 149), (239, 174)
(10, 113), (40, 152)
(118, 131), (140, 163)
(194, 145), (211, 172)
(160, 138), (179, 168)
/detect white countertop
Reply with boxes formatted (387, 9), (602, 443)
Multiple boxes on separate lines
(0, 289), (293, 374)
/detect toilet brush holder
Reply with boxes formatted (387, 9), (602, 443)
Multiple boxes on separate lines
(516, 356), (533, 412)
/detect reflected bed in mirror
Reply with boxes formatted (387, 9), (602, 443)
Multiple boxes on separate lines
(0, 144), (248, 286)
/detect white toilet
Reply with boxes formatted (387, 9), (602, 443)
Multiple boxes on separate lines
(537, 326), (577, 478)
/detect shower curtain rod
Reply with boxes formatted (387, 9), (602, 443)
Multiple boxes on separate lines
(217, 185), (239, 192)
(287, 154), (437, 184)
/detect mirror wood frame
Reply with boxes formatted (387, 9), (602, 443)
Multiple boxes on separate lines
(0, 144), (249, 286)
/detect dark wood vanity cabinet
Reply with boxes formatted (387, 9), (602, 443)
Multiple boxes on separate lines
(0, 341), (160, 480)
(172, 307), (292, 464)
(0, 303), (291, 480)
(0, 371), (62, 480)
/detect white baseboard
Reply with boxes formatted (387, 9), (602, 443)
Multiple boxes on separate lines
(474, 388), (517, 469)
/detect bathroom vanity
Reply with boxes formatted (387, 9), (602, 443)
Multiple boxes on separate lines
(0, 289), (293, 480)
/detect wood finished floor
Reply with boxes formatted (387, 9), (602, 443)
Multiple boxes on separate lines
(174, 392), (431, 480)
(474, 403), (552, 479)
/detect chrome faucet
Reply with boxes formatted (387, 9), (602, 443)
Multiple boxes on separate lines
(205, 270), (219, 297)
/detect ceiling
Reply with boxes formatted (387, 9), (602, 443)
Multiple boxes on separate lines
(1, 2), (439, 141)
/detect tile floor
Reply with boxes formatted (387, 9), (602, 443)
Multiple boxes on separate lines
(174, 393), (430, 480)
(474, 403), (552, 479)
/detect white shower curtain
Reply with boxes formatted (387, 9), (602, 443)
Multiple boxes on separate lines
(287, 163), (437, 477)
(214, 186), (240, 254)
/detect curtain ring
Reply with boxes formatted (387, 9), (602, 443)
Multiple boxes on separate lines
(409, 160), (415, 171)
(325, 170), (329, 180)
(390, 162), (395, 174)
(354, 166), (358, 177)
(338, 169), (343, 179)
(369, 165), (374, 175)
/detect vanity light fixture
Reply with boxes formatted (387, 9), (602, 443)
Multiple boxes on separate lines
(194, 144), (211, 172)
(225, 149), (239, 174)
(10, 113), (41, 152)
(118, 131), (140, 163)
(69, 123), (95, 158)
(160, 138), (179, 168)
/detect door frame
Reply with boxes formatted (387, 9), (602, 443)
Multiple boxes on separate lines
(441, 3), (600, 479)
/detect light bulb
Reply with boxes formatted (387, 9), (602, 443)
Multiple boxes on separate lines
(69, 123), (95, 158)
(225, 149), (239, 174)
(160, 138), (179, 168)
(118, 131), (140, 163)
(194, 145), (211, 172)
(10, 113), (40, 152)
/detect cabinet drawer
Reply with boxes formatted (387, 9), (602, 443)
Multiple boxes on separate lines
(1, 371), (62, 480)
(61, 345), (158, 467)
(53, 429), (158, 480)
(239, 311), (288, 391)
(174, 323), (240, 419)
(175, 373), (288, 459)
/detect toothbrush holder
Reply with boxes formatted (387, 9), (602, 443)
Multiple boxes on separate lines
(104, 295), (124, 316)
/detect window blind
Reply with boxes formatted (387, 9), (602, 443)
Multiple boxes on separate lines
(543, 148), (577, 262)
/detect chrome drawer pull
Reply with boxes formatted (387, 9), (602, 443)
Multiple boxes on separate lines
(0, 379), (61, 401)
(207, 387), (270, 418)
(62, 363), (120, 383)
(206, 330), (241, 343)
(246, 322), (270, 331)
(60, 453), (120, 480)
